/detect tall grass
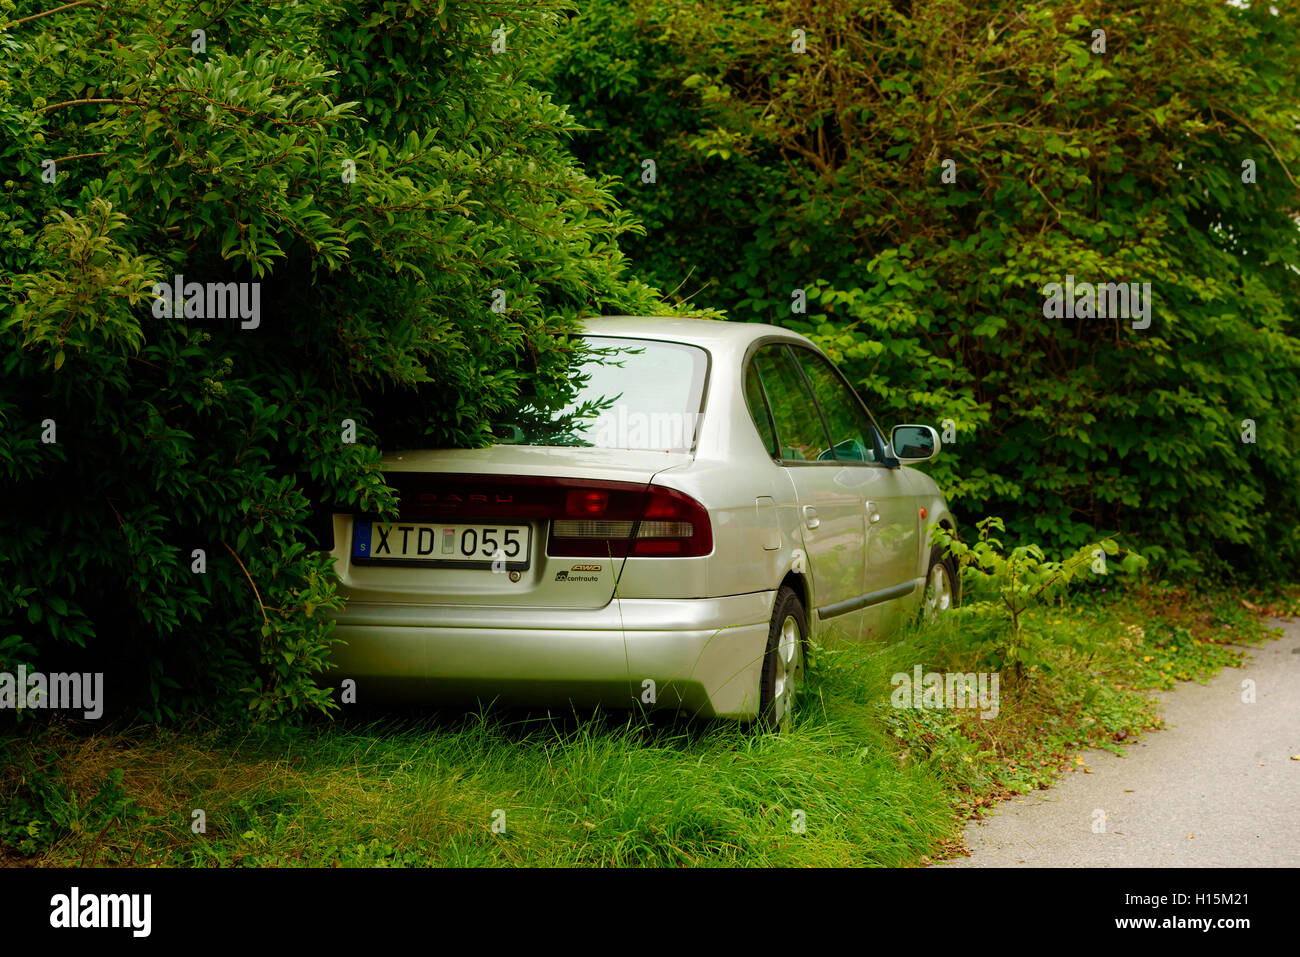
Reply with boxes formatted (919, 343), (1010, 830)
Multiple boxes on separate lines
(1, 584), (1285, 867)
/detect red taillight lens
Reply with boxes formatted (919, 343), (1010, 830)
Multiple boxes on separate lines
(550, 485), (712, 558)
(628, 488), (712, 556)
(378, 473), (711, 559)
(566, 489), (609, 517)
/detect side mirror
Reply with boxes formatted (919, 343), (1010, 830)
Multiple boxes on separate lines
(890, 424), (941, 464)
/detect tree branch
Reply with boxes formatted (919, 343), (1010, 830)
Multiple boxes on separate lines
(39, 98), (140, 113)
(10, 1), (98, 27)
(223, 540), (271, 627)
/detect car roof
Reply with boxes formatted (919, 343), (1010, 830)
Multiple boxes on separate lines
(581, 315), (814, 353)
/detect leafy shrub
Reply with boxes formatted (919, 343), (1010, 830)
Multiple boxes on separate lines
(0, 0), (664, 720)
(539, 0), (1300, 579)
(933, 517), (1146, 678)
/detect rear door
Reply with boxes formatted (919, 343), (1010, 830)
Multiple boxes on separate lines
(750, 345), (866, 640)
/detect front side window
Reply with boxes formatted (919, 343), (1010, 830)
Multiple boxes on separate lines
(790, 347), (888, 463)
(744, 361), (778, 457)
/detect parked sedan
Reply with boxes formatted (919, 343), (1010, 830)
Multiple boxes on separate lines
(326, 316), (958, 727)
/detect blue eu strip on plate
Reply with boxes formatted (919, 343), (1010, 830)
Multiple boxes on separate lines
(352, 521), (372, 558)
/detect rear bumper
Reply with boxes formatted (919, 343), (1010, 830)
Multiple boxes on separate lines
(327, 591), (775, 719)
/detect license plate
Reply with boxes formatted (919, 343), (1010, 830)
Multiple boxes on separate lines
(351, 521), (531, 569)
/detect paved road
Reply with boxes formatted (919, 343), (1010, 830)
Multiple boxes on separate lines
(942, 617), (1300, 867)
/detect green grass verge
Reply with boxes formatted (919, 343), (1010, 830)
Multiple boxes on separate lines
(1, 584), (1292, 867)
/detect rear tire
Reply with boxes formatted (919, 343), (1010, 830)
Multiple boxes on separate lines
(758, 585), (807, 731)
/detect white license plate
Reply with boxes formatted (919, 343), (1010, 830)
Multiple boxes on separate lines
(351, 521), (531, 569)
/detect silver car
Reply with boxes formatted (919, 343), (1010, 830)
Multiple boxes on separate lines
(326, 316), (958, 727)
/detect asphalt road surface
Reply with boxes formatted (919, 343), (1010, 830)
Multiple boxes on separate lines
(942, 617), (1300, 867)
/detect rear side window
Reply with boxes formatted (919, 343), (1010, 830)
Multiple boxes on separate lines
(751, 346), (834, 461)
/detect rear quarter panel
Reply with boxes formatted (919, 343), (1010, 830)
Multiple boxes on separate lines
(616, 329), (814, 617)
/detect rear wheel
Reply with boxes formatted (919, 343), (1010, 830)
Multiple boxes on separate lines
(758, 585), (806, 731)
(921, 544), (958, 623)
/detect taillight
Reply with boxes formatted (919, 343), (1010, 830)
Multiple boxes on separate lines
(566, 489), (610, 516)
(552, 520), (636, 538)
(379, 473), (712, 559)
(635, 487), (712, 556)
(549, 484), (712, 558)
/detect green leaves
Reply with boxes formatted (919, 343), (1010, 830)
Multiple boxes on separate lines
(0, 0), (665, 722)
(933, 518), (1147, 678)
(542, 0), (1300, 580)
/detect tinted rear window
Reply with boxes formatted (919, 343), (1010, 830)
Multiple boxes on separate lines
(497, 336), (708, 451)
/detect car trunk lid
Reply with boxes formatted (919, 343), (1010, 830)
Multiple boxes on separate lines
(333, 446), (695, 609)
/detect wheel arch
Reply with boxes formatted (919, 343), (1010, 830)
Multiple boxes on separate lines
(929, 513), (962, 607)
(778, 567), (814, 632)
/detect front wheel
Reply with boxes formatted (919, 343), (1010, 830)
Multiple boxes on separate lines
(758, 585), (807, 731)
(921, 544), (958, 623)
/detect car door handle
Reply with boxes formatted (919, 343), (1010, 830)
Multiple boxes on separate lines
(865, 501), (881, 524)
(802, 505), (820, 529)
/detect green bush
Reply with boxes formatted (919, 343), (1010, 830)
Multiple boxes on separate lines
(538, 0), (1300, 578)
(933, 517), (1145, 678)
(0, 0), (663, 720)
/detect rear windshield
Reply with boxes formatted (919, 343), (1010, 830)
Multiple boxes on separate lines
(496, 336), (708, 451)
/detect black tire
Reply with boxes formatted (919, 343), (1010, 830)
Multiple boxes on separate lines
(758, 585), (807, 731)
(920, 543), (959, 623)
